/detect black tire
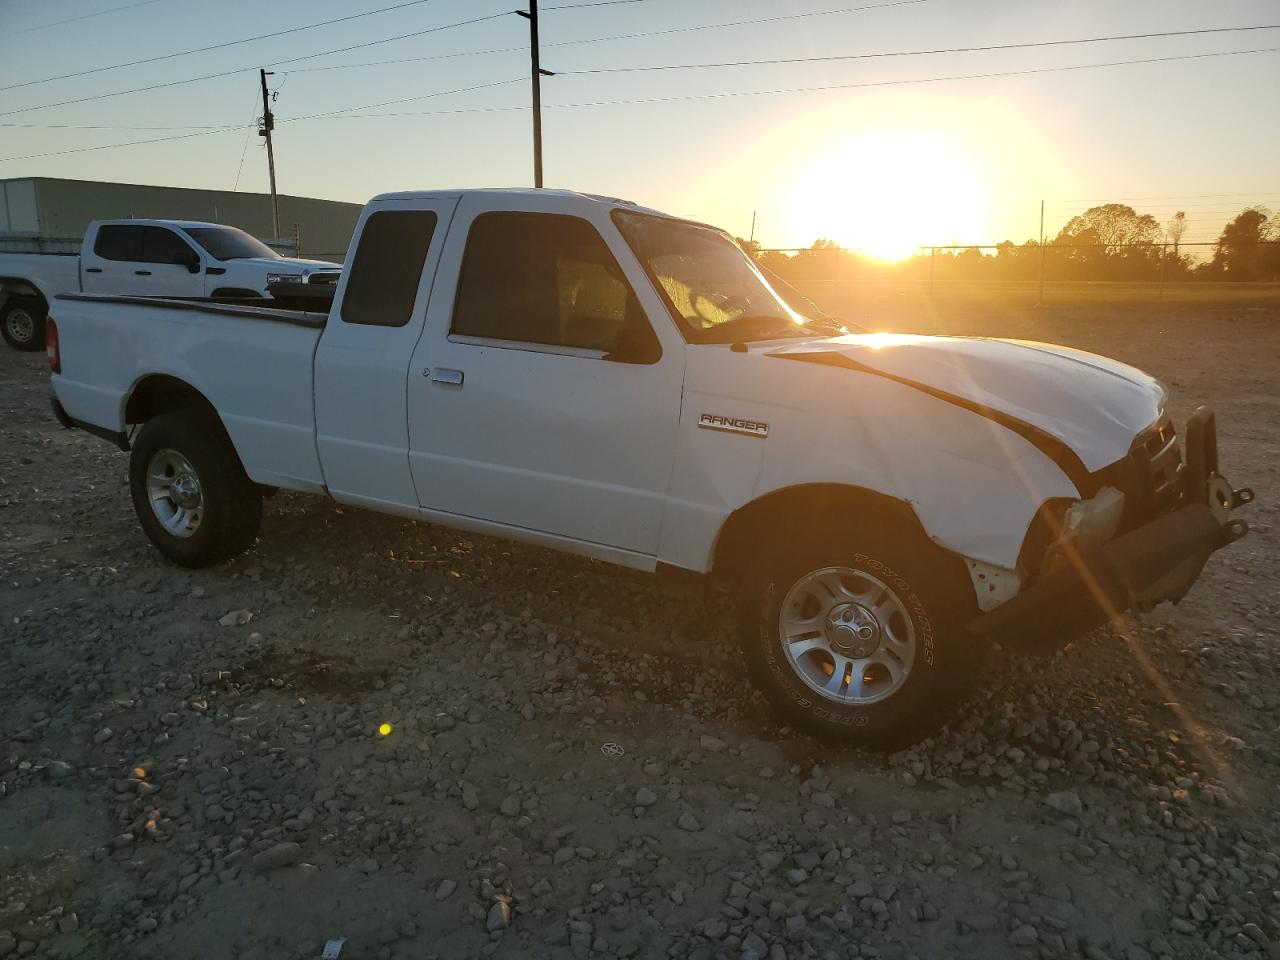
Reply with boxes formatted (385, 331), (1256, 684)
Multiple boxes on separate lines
(1, 298), (46, 352)
(740, 524), (979, 746)
(128, 410), (262, 567)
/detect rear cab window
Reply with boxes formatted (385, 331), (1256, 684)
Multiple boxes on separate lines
(93, 224), (145, 261)
(341, 210), (438, 327)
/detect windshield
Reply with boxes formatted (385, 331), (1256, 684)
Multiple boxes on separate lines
(613, 209), (814, 344)
(184, 226), (280, 262)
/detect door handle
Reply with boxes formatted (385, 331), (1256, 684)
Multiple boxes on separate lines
(134, 270), (152, 276)
(85, 268), (102, 274)
(427, 368), (464, 386)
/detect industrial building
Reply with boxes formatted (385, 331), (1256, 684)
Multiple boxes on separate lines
(0, 177), (362, 260)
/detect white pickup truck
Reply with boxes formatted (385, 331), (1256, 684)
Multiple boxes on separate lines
(1, 218), (340, 351)
(46, 188), (1252, 742)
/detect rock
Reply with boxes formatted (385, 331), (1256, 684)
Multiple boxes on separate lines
(1045, 791), (1083, 816)
(46, 760), (73, 781)
(486, 900), (511, 931)
(359, 858), (379, 874)
(461, 784), (479, 811)
(699, 735), (727, 753)
(252, 842), (302, 870)
(677, 812), (702, 832)
(93, 728), (113, 744)
(786, 868), (808, 885)
(500, 795), (520, 817)
(137, 917), (158, 933)
(0, 933), (14, 957)
(435, 879), (457, 900)
(218, 609), (253, 627)
(1010, 924), (1039, 946)
(635, 787), (658, 807)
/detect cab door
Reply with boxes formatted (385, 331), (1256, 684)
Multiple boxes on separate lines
(405, 194), (685, 559)
(82, 224), (204, 297)
(313, 197), (457, 511)
(134, 226), (205, 297)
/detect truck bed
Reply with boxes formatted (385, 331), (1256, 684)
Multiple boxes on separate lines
(56, 292), (327, 328)
(51, 292), (329, 493)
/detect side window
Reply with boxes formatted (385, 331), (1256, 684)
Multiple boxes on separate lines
(341, 210), (438, 327)
(93, 225), (144, 261)
(451, 212), (655, 357)
(139, 227), (196, 266)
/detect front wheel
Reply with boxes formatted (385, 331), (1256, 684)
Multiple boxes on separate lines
(129, 410), (262, 567)
(740, 529), (978, 745)
(1, 298), (46, 352)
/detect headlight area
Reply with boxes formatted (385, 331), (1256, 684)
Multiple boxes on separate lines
(1018, 487), (1126, 584)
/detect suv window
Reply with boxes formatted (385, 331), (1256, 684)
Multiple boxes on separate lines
(139, 227), (197, 266)
(93, 224), (145, 261)
(451, 212), (656, 358)
(341, 210), (438, 327)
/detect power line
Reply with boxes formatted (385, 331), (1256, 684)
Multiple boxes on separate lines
(325, 46), (1280, 120)
(0, 0), (930, 117)
(231, 90), (262, 192)
(287, 0), (937, 75)
(0, 0), (444, 93)
(5, 46), (1275, 164)
(0, 10), (513, 119)
(0, 120), (246, 131)
(3, 0), (165, 36)
(0, 78), (525, 163)
(554, 24), (1280, 76)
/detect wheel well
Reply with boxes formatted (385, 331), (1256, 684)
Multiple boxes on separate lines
(124, 375), (218, 427)
(0, 278), (48, 314)
(711, 483), (947, 584)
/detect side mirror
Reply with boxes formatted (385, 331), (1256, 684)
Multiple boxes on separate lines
(185, 257), (201, 274)
(604, 323), (662, 365)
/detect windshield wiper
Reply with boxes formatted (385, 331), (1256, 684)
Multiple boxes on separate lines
(695, 314), (810, 344)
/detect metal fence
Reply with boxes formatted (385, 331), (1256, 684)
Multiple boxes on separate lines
(753, 239), (1280, 303)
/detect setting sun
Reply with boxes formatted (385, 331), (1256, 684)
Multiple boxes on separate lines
(786, 130), (989, 261)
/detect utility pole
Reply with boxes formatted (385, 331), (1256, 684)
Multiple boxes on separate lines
(259, 68), (281, 238)
(517, 1), (553, 187)
(749, 210), (757, 245)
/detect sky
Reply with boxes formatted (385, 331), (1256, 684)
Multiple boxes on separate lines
(0, 0), (1278, 254)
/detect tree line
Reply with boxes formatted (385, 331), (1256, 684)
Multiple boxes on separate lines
(742, 204), (1280, 283)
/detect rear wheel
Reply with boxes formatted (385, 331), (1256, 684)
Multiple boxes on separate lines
(740, 525), (979, 745)
(1, 298), (46, 352)
(129, 410), (262, 567)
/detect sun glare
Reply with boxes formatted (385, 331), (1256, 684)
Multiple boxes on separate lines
(786, 130), (988, 261)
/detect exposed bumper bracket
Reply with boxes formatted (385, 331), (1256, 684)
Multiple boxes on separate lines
(969, 406), (1251, 643)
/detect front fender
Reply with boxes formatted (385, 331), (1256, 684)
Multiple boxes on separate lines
(659, 354), (1079, 573)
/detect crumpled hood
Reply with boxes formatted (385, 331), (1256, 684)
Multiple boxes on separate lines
(767, 333), (1166, 473)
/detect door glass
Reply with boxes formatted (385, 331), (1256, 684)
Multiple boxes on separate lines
(93, 225), (144, 261)
(139, 227), (196, 266)
(452, 212), (655, 357)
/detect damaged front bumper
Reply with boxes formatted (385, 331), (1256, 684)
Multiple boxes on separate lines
(969, 406), (1253, 643)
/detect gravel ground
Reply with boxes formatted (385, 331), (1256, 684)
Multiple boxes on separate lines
(1, 299), (1278, 960)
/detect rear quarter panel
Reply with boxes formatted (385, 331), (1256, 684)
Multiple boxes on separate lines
(50, 298), (326, 492)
